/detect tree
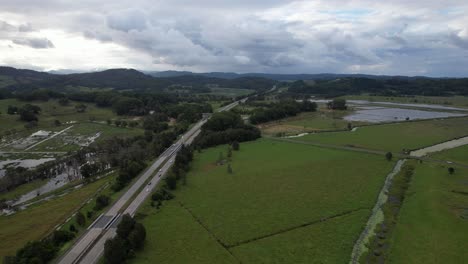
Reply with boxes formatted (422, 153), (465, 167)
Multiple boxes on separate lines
(76, 211), (86, 226)
(327, 98), (347, 110)
(385, 152), (393, 161)
(94, 195), (110, 210)
(51, 230), (75, 246)
(106, 119), (112, 125)
(19, 110), (38, 122)
(232, 141), (240, 151)
(15, 240), (57, 264)
(7, 105), (18, 115)
(128, 223), (146, 250)
(75, 103), (87, 113)
(117, 214), (135, 239)
(58, 97), (69, 106)
(114, 120), (122, 127)
(165, 175), (177, 190)
(347, 122), (353, 130)
(69, 224), (77, 233)
(448, 167), (455, 174)
(54, 119), (61, 126)
(104, 236), (127, 264)
(227, 147), (232, 158)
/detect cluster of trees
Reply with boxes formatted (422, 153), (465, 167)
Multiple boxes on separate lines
(194, 111), (261, 149)
(7, 104), (41, 123)
(326, 98), (347, 110)
(104, 214), (146, 264)
(288, 77), (468, 97)
(7, 229), (75, 263)
(112, 160), (147, 191)
(0, 157), (78, 193)
(165, 145), (193, 190)
(249, 100), (317, 124)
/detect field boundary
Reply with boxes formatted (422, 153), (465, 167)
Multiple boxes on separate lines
(227, 207), (369, 249)
(178, 202), (241, 263)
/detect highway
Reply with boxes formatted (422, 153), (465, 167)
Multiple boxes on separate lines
(57, 98), (243, 264)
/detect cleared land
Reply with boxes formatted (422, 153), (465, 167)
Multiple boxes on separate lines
(29, 122), (143, 152)
(259, 110), (367, 136)
(0, 176), (111, 258)
(132, 138), (395, 263)
(387, 163), (468, 263)
(298, 117), (468, 153)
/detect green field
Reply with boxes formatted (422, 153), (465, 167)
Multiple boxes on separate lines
(207, 87), (254, 97)
(429, 144), (468, 164)
(0, 176), (111, 258)
(132, 138), (395, 263)
(0, 98), (121, 135)
(387, 163), (468, 263)
(298, 117), (468, 153)
(260, 110), (367, 136)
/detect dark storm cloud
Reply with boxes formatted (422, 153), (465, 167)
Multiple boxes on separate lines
(12, 38), (55, 49)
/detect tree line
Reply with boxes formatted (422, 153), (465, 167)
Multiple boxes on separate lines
(193, 111), (261, 149)
(249, 100), (317, 124)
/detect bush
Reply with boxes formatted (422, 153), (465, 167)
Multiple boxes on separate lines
(51, 230), (75, 246)
(76, 211), (86, 226)
(94, 195), (110, 211)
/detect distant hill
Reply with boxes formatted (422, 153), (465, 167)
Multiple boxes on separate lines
(147, 71), (432, 81)
(0, 67), (275, 92)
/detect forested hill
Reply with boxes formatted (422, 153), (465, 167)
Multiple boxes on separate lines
(0, 67), (275, 92)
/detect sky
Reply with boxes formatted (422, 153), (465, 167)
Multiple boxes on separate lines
(0, 0), (467, 77)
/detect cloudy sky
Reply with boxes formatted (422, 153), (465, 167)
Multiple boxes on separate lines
(0, 0), (467, 76)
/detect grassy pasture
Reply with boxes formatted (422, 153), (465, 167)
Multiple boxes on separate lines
(387, 163), (468, 263)
(299, 117), (468, 153)
(0, 176), (111, 258)
(429, 144), (468, 165)
(259, 110), (367, 136)
(132, 138), (395, 263)
(207, 87), (254, 97)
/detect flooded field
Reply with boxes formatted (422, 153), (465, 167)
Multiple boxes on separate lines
(344, 106), (466, 123)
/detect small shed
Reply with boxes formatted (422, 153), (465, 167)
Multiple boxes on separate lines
(31, 130), (51, 138)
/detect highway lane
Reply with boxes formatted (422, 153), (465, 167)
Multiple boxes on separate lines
(58, 98), (242, 264)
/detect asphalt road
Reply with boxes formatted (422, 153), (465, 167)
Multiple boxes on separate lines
(57, 99), (242, 264)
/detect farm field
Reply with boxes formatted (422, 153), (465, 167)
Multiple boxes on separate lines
(386, 163), (468, 263)
(259, 110), (367, 136)
(132, 138), (395, 263)
(298, 117), (468, 153)
(429, 144), (468, 164)
(207, 87), (255, 97)
(0, 175), (111, 258)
